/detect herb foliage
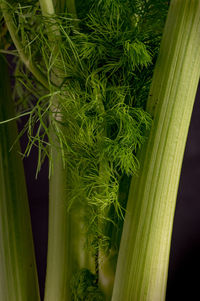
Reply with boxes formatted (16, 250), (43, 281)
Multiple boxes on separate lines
(0, 0), (169, 298)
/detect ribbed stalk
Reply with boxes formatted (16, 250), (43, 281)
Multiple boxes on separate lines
(112, 1), (200, 300)
(0, 57), (40, 300)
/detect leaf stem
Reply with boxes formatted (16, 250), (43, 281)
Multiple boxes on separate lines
(0, 1), (49, 89)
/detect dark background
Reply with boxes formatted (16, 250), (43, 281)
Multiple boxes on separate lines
(21, 84), (200, 300)
(166, 83), (200, 301)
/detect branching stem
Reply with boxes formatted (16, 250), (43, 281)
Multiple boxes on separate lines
(0, 1), (49, 89)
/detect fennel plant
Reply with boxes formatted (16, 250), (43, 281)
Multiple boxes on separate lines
(0, 0), (200, 300)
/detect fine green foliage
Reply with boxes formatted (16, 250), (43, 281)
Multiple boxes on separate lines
(0, 0), (170, 299)
(71, 268), (104, 301)
(1, 0), (168, 254)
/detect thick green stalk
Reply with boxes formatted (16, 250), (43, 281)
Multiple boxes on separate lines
(0, 57), (40, 300)
(112, 1), (200, 300)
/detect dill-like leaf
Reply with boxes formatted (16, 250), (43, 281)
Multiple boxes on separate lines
(3, 0), (168, 255)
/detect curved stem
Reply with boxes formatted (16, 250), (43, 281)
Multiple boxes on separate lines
(0, 1), (49, 89)
(112, 1), (200, 300)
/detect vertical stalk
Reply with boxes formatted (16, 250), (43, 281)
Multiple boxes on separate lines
(45, 133), (93, 301)
(99, 248), (116, 300)
(112, 1), (200, 300)
(39, 0), (73, 299)
(93, 82), (116, 299)
(0, 57), (40, 301)
(98, 162), (116, 300)
(38, 1), (94, 300)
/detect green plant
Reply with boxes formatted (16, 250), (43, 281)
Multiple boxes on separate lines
(0, 56), (40, 301)
(0, 0), (200, 300)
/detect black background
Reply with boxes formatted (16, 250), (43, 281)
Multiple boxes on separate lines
(21, 84), (200, 300)
(166, 84), (200, 301)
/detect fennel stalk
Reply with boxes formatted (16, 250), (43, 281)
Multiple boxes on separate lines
(2, 1), (199, 300)
(112, 1), (200, 300)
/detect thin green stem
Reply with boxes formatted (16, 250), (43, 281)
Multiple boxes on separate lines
(38, 1), (72, 299)
(38, 1), (93, 300)
(0, 56), (40, 301)
(39, 0), (77, 17)
(98, 163), (116, 301)
(44, 144), (70, 300)
(95, 84), (116, 299)
(52, 0), (74, 14)
(66, 0), (77, 16)
(112, 1), (200, 300)
(98, 239), (116, 301)
(0, 1), (49, 89)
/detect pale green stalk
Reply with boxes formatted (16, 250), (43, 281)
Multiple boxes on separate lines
(46, 131), (95, 301)
(111, 1), (200, 300)
(38, 1), (94, 300)
(0, 57), (40, 301)
(92, 82), (116, 300)
(39, 0), (55, 15)
(98, 164), (116, 300)
(39, 1), (73, 299)
(99, 247), (116, 300)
